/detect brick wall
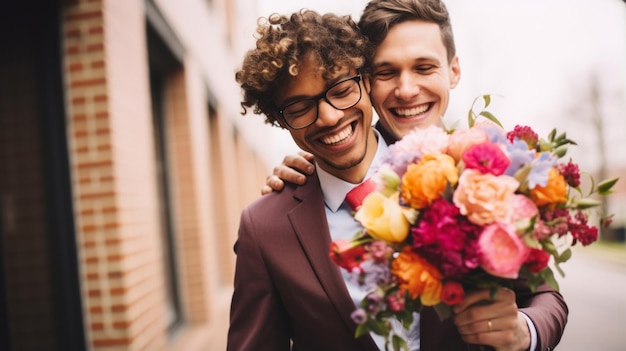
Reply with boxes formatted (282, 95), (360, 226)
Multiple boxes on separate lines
(64, 0), (168, 349)
(61, 0), (267, 350)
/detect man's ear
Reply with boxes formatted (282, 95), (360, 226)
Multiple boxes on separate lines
(449, 56), (461, 89)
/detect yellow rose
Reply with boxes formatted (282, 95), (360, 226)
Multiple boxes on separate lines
(391, 247), (443, 306)
(354, 191), (410, 243)
(530, 168), (568, 206)
(401, 154), (458, 209)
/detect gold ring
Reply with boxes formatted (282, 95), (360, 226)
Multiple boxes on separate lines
(487, 320), (493, 332)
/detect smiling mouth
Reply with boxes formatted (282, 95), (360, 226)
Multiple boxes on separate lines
(391, 103), (433, 119)
(320, 122), (356, 145)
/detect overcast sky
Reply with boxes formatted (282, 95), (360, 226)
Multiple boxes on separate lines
(252, 0), (626, 175)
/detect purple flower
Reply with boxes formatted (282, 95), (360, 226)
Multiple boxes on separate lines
(527, 152), (556, 189)
(351, 308), (367, 325)
(505, 139), (535, 176)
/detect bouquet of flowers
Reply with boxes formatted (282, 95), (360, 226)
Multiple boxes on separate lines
(329, 95), (618, 351)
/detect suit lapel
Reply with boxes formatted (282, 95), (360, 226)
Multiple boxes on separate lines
(287, 175), (360, 332)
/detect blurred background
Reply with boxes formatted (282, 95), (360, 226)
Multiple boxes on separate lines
(0, 0), (624, 350)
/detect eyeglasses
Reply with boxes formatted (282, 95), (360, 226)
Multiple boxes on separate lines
(277, 73), (362, 130)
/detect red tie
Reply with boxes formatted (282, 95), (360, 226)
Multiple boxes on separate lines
(345, 178), (376, 211)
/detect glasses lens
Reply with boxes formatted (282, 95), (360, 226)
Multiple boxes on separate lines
(279, 74), (362, 130)
(327, 77), (361, 109)
(282, 100), (317, 129)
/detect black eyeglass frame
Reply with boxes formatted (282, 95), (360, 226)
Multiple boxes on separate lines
(277, 73), (363, 130)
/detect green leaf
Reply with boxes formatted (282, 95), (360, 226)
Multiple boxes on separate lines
(547, 128), (557, 141)
(478, 111), (504, 128)
(552, 145), (569, 158)
(366, 317), (390, 336)
(557, 248), (572, 264)
(482, 94), (492, 108)
(391, 335), (409, 351)
(541, 268), (560, 292)
(355, 323), (370, 338)
(597, 178), (619, 194)
(467, 109), (475, 128)
(573, 198), (602, 210)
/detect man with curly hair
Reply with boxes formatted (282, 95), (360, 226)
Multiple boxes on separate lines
(228, 9), (385, 351)
(257, 1), (568, 351)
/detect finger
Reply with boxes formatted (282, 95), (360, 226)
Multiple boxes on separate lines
(283, 154), (315, 175)
(272, 164), (308, 185)
(261, 184), (275, 195)
(298, 150), (315, 160)
(264, 174), (286, 193)
(453, 289), (494, 313)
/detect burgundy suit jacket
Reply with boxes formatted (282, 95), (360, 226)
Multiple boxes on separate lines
(227, 173), (567, 351)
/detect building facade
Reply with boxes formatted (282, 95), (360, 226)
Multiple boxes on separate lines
(0, 0), (268, 350)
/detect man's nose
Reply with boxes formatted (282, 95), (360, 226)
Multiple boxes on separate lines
(394, 73), (420, 100)
(316, 100), (344, 127)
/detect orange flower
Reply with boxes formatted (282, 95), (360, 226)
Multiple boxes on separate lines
(401, 154), (458, 209)
(391, 247), (443, 306)
(530, 168), (568, 206)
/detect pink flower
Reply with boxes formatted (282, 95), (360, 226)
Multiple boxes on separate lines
(479, 222), (530, 279)
(462, 142), (511, 176)
(386, 290), (406, 312)
(368, 240), (394, 264)
(447, 127), (489, 162)
(510, 194), (539, 224)
(453, 169), (520, 226)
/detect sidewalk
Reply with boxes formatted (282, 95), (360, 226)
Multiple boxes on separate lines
(573, 239), (626, 267)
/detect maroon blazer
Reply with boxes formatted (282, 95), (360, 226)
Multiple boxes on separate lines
(227, 173), (568, 351)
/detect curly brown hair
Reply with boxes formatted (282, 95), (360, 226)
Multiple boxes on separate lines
(235, 10), (371, 127)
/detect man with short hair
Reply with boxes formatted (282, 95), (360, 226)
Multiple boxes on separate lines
(259, 1), (568, 350)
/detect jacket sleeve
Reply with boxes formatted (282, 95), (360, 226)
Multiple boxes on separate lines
(227, 207), (291, 351)
(516, 282), (568, 351)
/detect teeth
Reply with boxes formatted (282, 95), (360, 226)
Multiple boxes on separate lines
(394, 103), (430, 118)
(320, 125), (353, 145)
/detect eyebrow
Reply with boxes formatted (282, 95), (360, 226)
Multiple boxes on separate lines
(371, 56), (440, 69)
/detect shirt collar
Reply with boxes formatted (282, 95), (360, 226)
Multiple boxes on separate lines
(317, 129), (389, 212)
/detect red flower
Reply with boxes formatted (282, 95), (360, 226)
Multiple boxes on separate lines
(507, 125), (539, 149)
(569, 211), (599, 246)
(462, 142), (511, 176)
(411, 199), (482, 279)
(524, 248), (551, 273)
(440, 281), (465, 305)
(329, 239), (367, 272)
(556, 161), (581, 188)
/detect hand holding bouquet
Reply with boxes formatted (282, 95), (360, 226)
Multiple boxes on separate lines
(330, 95), (618, 351)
